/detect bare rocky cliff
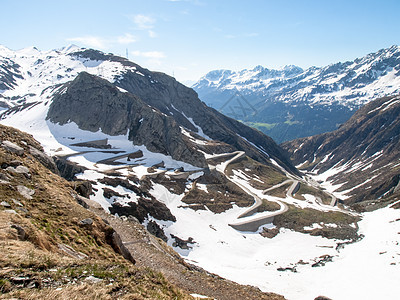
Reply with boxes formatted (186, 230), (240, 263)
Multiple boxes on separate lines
(47, 72), (207, 168)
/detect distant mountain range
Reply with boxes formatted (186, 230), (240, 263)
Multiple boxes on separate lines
(193, 45), (400, 143)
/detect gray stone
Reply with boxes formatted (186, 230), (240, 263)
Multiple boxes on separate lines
(58, 243), (88, 259)
(84, 276), (102, 284)
(11, 224), (27, 240)
(127, 215), (140, 223)
(4, 209), (17, 214)
(10, 276), (30, 284)
(11, 198), (23, 206)
(15, 207), (29, 214)
(79, 218), (93, 225)
(74, 194), (90, 209)
(9, 160), (23, 167)
(17, 185), (35, 200)
(53, 156), (87, 181)
(14, 165), (31, 178)
(1, 201), (11, 207)
(5, 165), (30, 177)
(29, 146), (59, 174)
(1, 141), (24, 156)
(0, 173), (10, 181)
(109, 231), (135, 264)
(5, 166), (17, 175)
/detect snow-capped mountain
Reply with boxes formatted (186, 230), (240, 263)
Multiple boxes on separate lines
(282, 94), (400, 205)
(193, 45), (400, 142)
(0, 44), (296, 172)
(1, 45), (399, 300)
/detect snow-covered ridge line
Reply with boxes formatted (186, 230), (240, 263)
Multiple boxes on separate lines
(194, 45), (400, 108)
(0, 45), (137, 108)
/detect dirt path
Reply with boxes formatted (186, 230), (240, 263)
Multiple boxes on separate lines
(86, 201), (283, 300)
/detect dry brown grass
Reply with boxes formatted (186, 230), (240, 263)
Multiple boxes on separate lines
(0, 124), (285, 300)
(293, 183), (332, 205)
(274, 205), (360, 240)
(0, 125), (192, 299)
(182, 170), (253, 213)
(264, 182), (292, 198)
(226, 156), (287, 190)
(257, 199), (281, 213)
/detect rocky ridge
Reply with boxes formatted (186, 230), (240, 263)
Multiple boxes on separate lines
(47, 72), (207, 168)
(282, 94), (400, 205)
(0, 44), (297, 175)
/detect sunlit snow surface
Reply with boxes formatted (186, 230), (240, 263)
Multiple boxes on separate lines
(1, 45), (399, 300)
(195, 46), (400, 108)
(153, 179), (400, 300)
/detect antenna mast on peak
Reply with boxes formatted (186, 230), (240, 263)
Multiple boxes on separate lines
(126, 48), (129, 60)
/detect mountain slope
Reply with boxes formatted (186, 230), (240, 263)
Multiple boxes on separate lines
(3, 45), (398, 300)
(0, 123), (284, 300)
(282, 94), (400, 204)
(193, 45), (400, 142)
(0, 45), (296, 175)
(46, 72), (208, 168)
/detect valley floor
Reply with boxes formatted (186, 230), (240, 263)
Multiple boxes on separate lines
(173, 202), (400, 300)
(2, 112), (399, 299)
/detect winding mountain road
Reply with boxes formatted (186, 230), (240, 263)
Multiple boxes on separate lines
(206, 151), (291, 232)
(207, 150), (343, 231)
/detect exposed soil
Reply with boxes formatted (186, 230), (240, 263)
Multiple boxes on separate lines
(294, 183), (332, 205)
(93, 206), (284, 300)
(226, 156), (287, 190)
(182, 170), (253, 213)
(273, 205), (360, 240)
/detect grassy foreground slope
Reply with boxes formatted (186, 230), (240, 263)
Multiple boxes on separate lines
(0, 124), (283, 300)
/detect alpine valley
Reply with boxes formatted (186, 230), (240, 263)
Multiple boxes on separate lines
(0, 45), (399, 300)
(193, 45), (400, 143)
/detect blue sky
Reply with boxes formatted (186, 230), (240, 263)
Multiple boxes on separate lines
(2, 0), (400, 83)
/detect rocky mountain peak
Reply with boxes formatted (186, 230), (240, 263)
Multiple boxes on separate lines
(47, 71), (208, 168)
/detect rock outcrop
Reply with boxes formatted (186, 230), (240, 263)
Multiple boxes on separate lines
(47, 72), (207, 168)
(115, 63), (298, 175)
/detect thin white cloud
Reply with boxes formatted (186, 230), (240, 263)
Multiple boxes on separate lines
(131, 50), (166, 66)
(66, 33), (136, 50)
(131, 50), (165, 59)
(224, 34), (236, 39)
(148, 30), (157, 38)
(245, 32), (259, 37)
(130, 14), (158, 38)
(67, 36), (107, 49)
(117, 33), (136, 44)
(133, 14), (156, 30)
